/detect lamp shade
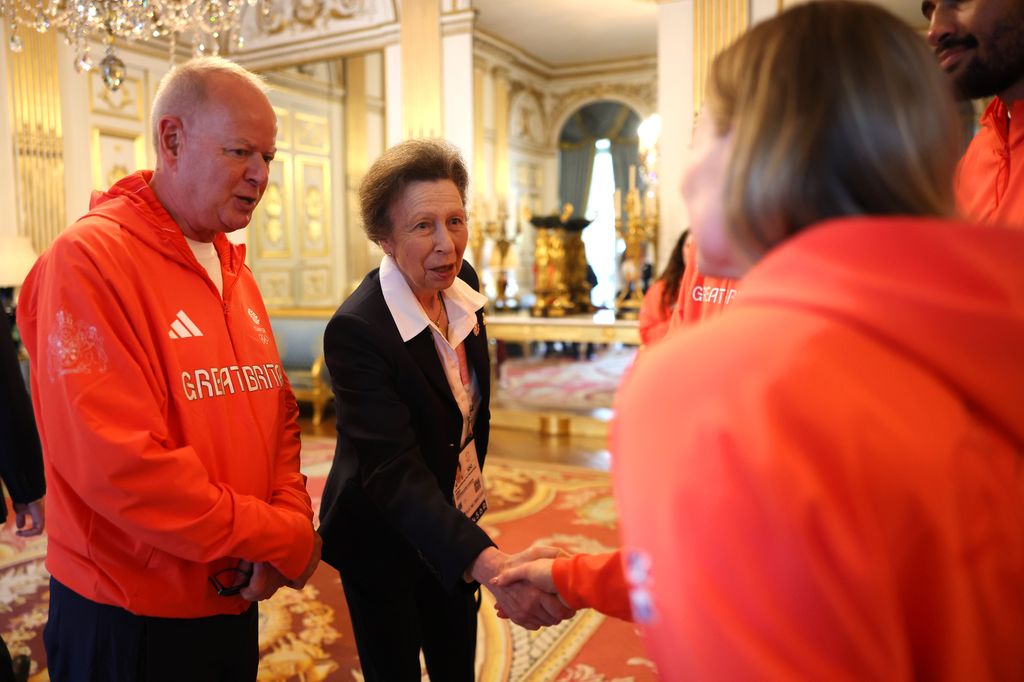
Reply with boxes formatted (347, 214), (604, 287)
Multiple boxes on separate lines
(0, 235), (39, 288)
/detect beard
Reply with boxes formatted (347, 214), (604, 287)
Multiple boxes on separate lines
(947, 17), (1024, 101)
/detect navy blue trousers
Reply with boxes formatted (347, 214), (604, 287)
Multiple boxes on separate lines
(44, 578), (258, 682)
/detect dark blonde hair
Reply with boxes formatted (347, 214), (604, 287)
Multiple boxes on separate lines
(359, 139), (469, 243)
(706, 0), (961, 267)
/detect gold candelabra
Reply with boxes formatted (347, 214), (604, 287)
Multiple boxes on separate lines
(483, 200), (523, 310)
(471, 197), (523, 310)
(614, 173), (658, 319)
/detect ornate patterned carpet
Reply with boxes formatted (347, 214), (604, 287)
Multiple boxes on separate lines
(497, 348), (636, 412)
(0, 437), (655, 681)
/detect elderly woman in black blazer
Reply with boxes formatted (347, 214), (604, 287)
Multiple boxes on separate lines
(318, 139), (573, 682)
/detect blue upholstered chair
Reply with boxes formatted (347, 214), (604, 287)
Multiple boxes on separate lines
(269, 315), (333, 426)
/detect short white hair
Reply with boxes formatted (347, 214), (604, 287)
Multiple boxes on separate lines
(151, 56), (268, 153)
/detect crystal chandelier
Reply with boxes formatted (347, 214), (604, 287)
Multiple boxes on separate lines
(0, 1), (255, 92)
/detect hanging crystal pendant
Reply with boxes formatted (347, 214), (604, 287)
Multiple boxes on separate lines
(75, 51), (94, 73)
(100, 52), (126, 91)
(0, 0), (328, 91)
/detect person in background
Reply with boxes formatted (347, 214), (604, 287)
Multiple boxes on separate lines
(667, 233), (741, 330)
(923, 0), (1024, 226)
(18, 56), (320, 680)
(0, 310), (44, 682)
(501, 3), (1024, 678)
(318, 139), (573, 682)
(638, 230), (688, 346)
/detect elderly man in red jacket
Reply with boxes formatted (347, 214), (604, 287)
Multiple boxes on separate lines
(19, 56), (321, 681)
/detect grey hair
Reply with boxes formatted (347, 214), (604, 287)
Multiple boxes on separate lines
(150, 56), (268, 153)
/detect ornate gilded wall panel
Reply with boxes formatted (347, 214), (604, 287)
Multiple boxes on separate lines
(253, 151), (294, 258)
(274, 107), (293, 149)
(294, 112), (329, 153)
(299, 267), (333, 307)
(296, 155), (331, 258)
(7, 28), (65, 252)
(88, 72), (145, 121)
(257, 270), (294, 307)
(251, 77), (342, 309)
(90, 127), (147, 191)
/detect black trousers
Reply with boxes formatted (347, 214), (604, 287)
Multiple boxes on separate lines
(0, 636), (14, 682)
(340, 565), (480, 682)
(44, 578), (258, 682)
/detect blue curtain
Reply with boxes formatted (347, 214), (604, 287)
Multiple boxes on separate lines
(558, 101), (641, 219)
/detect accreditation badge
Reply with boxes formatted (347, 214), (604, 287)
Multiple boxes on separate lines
(453, 437), (487, 523)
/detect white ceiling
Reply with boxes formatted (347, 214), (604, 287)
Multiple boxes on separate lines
(472, 0), (928, 68)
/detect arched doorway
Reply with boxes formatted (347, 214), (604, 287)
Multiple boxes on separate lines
(557, 100), (643, 309)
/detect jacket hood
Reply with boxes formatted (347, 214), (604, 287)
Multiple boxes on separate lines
(86, 170), (246, 273)
(740, 216), (1024, 445)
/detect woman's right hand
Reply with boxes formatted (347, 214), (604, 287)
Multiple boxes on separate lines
(470, 547), (575, 629)
(491, 545), (568, 594)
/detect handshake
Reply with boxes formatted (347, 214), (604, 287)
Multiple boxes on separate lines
(469, 545), (574, 630)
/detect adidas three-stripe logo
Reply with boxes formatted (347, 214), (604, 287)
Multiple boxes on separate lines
(168, 310), (204, 339)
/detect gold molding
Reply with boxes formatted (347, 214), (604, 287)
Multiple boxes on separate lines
(546, 82), (656, 149)
(294, 112), (330, 153)
(274, 107), (293, 149)
(296, 154), (331, 258)
(254, 150), (294, 259)
(8, 28), (65, 252)
(257, 269), (294, 307)
(493, 68), (511, 199)
(265, 307), (335, 318)
(255, 0), (360, 35)
(345, 53), (375, 288)
(485, 315), (640, 345)
(694, 0), (749, 115)
(89, 127), (147, 191)
(299, 266), (334, 305)
(88, 72), (145, 121)
(473, 64), (486, 194)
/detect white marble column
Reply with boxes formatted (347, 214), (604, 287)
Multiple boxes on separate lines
(656, 0), (695, 269)
(442, 10), (475, 163)
(384, 42), (403, 147)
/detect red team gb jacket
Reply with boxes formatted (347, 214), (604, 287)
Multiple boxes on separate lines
(18, 171), (314, 618)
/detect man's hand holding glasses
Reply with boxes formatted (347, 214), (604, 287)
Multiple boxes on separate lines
(209, 530), (322, 601)
(208, 563), (254, 597)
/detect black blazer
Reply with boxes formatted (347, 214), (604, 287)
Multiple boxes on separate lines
(318, 261), (494, 591)
(0, 311), (45, 524)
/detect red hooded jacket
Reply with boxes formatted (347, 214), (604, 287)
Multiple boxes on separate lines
(18, 171), (314, 618)
(613, 216), (1024, 680)
(956, 98), (1024, 228)
(669, 236), (741, 330)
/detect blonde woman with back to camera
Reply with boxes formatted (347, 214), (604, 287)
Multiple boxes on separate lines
(613, 1), (1024, 678)
(496, 1), (1024, 679)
